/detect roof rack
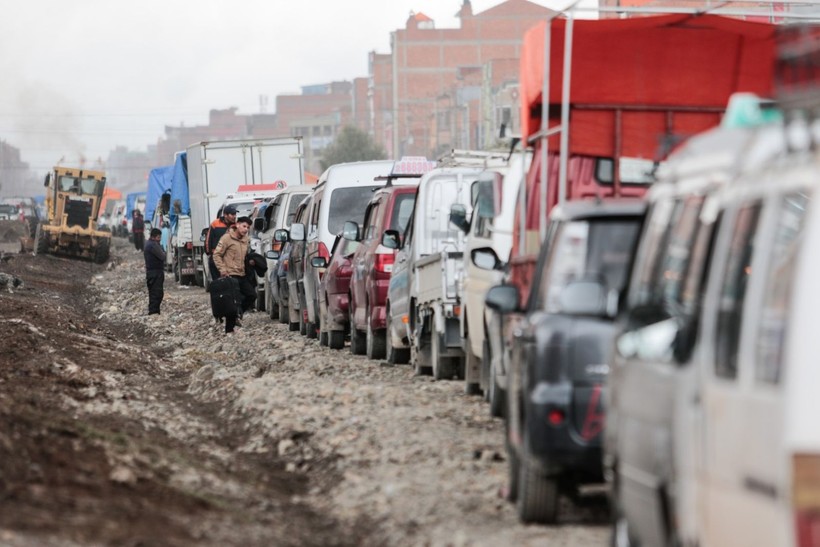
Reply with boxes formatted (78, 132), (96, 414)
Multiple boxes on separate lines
(436, 149), (512, 168)
(374, 173), (426, 187)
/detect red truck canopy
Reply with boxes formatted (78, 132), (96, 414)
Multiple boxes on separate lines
(519, 14), (776, 159)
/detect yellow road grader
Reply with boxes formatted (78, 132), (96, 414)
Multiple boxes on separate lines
(34, 166), (111, 263)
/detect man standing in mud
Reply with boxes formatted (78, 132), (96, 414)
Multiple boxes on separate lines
(132, 210), (145, 251)
(144, 228), (166, 315)
(213, 217), (253, 333)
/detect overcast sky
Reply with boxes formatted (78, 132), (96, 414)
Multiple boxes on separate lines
(0, 0), (594, 174)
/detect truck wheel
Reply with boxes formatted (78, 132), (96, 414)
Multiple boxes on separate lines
(413, 335), (432, 376)
(328, 330), (345, 350)
(431, 328), (456, 380)
(93, 238), (110, 264)
(517, 432), (560, 524)
(365, 304), (386, 360)
(464, 347), (482, 395)
(488, 343), (505, 418)
(385, 322), (410, 364)
(279, 299), (290, 324)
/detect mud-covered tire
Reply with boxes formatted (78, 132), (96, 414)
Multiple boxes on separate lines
(385, 324), (410, 364)
(93, 238), (110, 264)
(431, 327), (456, 381)
(350, 323), (366, 355)
(279, 300), (289, 324)
(365, 304), (386, 360)
(319, 330), (328, 346)
(328, 330), (345, 350)
(34, 224), (49, 256)
(517, 445), (560, 524)
(413, 335), (432, 376)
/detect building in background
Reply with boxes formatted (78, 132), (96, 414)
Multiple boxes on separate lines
(0, 141), (36, 197)
(371, 0), (553, 158)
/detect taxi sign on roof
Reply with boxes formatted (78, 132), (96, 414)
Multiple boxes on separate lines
(392, 156), (436, 176)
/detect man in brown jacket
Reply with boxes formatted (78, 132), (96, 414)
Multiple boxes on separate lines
(213, 216), (255, 333)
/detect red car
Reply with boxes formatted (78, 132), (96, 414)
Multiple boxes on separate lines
(315, 235), (358, 349)
(347, 183), (418, 359)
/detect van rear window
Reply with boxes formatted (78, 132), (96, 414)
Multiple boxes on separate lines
(328, 186), (381, 235)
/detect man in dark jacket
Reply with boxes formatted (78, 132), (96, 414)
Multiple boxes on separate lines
(206, 204), (237, 281)
(132, 210), (145, 251)
(243, 251), (268, 313)
(144, 228), (166, 315)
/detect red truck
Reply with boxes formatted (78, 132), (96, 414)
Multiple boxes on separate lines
(484, 13), (777, 417)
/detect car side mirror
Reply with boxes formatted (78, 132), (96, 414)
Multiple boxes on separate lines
(381, 229), (400, 249)
(200, 227), (208, 242)
(342, 220), (360, 242)
(43, 173), (50, 187)
(449, 203), (470, 234)
(471, 247), (504, 271)
(485, 284), (520, 314)
(311, 257), (328, 268)
(253, 217), (265, 232)
(290, 223), (306, 242)
(266, 249), (280, 260)
(273, 228), (289, 243)
(559, 279), (611, 317)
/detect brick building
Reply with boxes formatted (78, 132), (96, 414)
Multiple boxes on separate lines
(0, 141), (36, 197)
(371, 0), (554, 158)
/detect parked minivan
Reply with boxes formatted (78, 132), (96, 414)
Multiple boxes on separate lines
(453, 151), (530, 400)
(260, 185), (311, 320)
(290, 160), (395, 338)
(606, 98), (820, 546)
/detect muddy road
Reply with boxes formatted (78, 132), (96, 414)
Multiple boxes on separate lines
(0, 239), (607, 546)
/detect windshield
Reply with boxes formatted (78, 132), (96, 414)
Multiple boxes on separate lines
(537, 218), (641, 314)
(327, 186), (380, 235)
(227, 200), (255, 218)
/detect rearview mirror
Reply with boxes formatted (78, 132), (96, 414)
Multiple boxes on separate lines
(559, 279), (611, 317)
(471, 247), (503, 271)
(273, 228), (289, 242)
(381, 229), (400, 249)
(253, 217), (265, 232)
(266, 249), (280, 260)
(342, 220), (360, 242)
(449, 203), (470, 234)
(290, 223), (306, 242)
(485, 284), (520, 314)
(311, 257), (328, 268)
(200, 227), (208, 242)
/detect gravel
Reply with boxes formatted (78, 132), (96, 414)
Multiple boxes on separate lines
(93, 245), (608, 546)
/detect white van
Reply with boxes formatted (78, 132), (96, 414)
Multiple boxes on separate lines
(292, 160), (395, 337)
(609, 103), (820, 546)
(457, 151), (530, 399)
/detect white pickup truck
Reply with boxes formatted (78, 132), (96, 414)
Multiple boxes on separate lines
(387, 166), (482, 380)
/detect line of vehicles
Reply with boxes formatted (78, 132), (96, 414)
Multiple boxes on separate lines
(128, 14), (818, 546)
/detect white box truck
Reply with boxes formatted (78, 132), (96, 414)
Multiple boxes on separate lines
(186, 137), (304, 287)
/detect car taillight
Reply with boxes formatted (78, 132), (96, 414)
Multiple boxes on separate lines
(375, 253), (394, 273)
(547, 409), (566, 426)
(273, 241), (282, 252)
(794, 453), (820, 547)
(317, 242), (331, 280)
(318, 242), (330, 260)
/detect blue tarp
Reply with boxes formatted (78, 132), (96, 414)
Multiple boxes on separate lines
(145, 166), (174, 224)
(125, 192), (147, 219)
(32, 195), (45, 205)
(169, 152), (189, 224)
